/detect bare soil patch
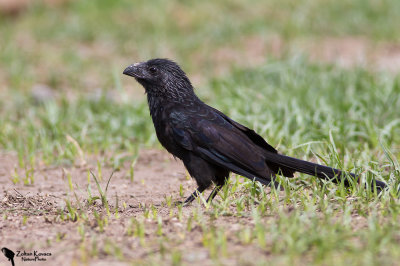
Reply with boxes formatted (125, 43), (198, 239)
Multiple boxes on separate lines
(0, 149), (183, 265)
(301, 36), (400, 72)
(0, 0), (70, 16)
(210, 35), (400, 75)
(0, 149), (270, 265)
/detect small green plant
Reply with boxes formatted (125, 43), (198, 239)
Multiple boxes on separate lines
(11, 168), (20, 184)
(90, 169), (115, 216)
(23, 167), (35, 186)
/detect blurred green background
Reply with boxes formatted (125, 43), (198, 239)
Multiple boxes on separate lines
(1, 0), (400, 165)
(1, 0), (400, 92)
(1, 0), (399, 166)
(0, 0), (400, 163)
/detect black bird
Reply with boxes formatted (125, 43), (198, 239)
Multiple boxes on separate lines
(123, 58), (386, 204)
(1, 247), (15, 266)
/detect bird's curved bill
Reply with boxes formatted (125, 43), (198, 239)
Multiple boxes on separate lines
(123, 63), (143, 78)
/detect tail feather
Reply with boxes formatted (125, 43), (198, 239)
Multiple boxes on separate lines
(264, 152), (386, 192)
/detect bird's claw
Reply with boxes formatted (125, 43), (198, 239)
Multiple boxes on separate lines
(174, 200), (185, 206)
(174, 200), (190, 207)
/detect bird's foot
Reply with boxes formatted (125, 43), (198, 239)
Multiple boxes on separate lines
(173, 200), (190, 207)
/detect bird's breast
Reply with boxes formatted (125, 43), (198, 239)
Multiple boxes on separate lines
(151, 110), (187, 159)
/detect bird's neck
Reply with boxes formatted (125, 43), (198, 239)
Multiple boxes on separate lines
(147, 93), (163, 118)
(146, 90), (201, 119)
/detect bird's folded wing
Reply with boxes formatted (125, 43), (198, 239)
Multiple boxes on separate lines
(170, 118), (275, 180)
(210, 107), (278, 154)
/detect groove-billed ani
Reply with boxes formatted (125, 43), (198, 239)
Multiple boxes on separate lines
(123, 58), (386, 204)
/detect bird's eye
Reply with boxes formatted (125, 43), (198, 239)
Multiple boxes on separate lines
(149, 67), (157, 74)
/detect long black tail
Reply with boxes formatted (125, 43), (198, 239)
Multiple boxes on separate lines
(264, 152), (387, 193)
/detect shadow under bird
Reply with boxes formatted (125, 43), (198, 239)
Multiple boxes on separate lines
(123, 58), (386, 204)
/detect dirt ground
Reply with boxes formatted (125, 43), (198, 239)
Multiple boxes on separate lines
(0, 149), (180, 265)
(210, 35), (400, 76)
(0, 149), (267, 265)
(0, 0), (69, 15)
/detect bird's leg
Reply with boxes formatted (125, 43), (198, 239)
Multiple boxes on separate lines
(206, 185), (222, 203)
(174, 186), (208, 206)
(206, 177), (228, 203)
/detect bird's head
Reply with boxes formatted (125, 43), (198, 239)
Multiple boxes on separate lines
(123, 58), (194, 99)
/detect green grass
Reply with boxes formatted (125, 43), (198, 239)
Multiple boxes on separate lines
(1, 0), (400, 265)
(0, 94), (153, 166)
